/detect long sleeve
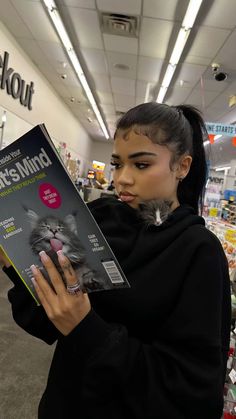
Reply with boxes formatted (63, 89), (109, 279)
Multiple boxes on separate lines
(46, 229), (231, 419)
(5, 266), (59, 344)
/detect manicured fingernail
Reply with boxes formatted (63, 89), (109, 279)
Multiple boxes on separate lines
(57, 250), (67, 261)
(30, 264), (38, 275)
(39, 251), (48, 262)
(31, 277), (37, 287)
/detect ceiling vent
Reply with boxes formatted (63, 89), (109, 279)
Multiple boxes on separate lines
(100, 13), (139, 37)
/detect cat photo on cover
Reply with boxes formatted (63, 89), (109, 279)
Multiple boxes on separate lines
(24, 207), (105, 292)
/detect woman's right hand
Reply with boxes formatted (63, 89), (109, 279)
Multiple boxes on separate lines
(0, 248), (12, 268)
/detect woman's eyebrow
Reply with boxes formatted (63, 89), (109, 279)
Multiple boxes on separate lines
(128, 152), (157, 159)
(111, 152), (157, 159)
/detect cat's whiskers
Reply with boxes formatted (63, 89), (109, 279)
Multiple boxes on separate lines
(31, 232), (53, 245)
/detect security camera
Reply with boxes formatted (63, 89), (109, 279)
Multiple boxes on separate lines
(211, 63), (220, 73)
(211, 63), (227, 81)
(214, 72), (228, 81)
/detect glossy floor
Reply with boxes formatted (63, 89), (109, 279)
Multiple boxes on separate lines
(0, 270), (54, 419)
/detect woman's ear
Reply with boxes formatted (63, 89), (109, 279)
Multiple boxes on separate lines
(176, 155), (192, 180)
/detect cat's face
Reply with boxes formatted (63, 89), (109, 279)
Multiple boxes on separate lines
(138, 199), (172, 226)
(33, 216), (72, 252)
(25, 208), (85, 263)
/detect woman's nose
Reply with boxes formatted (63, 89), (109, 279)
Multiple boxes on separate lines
(117, 167), (134, 186)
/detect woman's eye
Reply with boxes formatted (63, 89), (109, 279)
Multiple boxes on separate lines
(110, 161), (121, 169)
(135, 163), (150, 169)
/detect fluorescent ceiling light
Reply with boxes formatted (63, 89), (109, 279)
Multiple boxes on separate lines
(162, 64), (176, 87)
(157, 87), (168, 104)
(1, 111), (6, 124)
(182, 0), (203, 29)
(156, 0), (203, 103)
(144, 82), (151, 103)
(42, 0), (109, 140)
(169, 29), (190, 66)
(215, 166), (231, 172)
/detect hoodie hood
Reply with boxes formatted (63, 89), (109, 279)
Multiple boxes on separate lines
(88, 197), (205, 274)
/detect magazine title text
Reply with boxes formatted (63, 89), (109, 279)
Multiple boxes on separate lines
(0, 148), (52, 190)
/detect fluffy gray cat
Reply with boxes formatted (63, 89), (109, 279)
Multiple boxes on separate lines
(25, 208), (105, 292)
(138, 199), (173, 226)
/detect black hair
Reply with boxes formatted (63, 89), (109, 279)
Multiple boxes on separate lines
(114, 102), (207, 214)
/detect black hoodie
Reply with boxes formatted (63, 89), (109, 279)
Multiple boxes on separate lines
(6, 197), (231, 419)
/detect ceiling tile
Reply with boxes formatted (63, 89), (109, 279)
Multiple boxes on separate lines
(201, 0), (236, 29)
(0, 0), (33, 38)
(114, 94), (135, 108)
(186, 26), (230, 59)
(186, 89), (219, 108)
(143, 0), (188, 21)
(218, 108), (236, 124)
(106, 51), (137, 79)
(136, 81), (150, 99)
(176, 63), (207, 88)
(136, 97), (145, 106)
(195, 79), (228, 93)
(185, 55), (212, 66)
(97, 0), (142, 15)
(11, 0), (59, 42)
(204, 107), (227, 122)
(97, 91), (114, 105)
(138, 56), (163, 82)
(106, 114), (118, 123)
(103, 34), (138, 54)
(206, 91), (231, 111)
(165, 86), (193, 105)
(81, 49), (108, 74)
(140, 18), (174, 58)
(111, 77), (135, 95)
(67, 8), (103, 49)
(92, 74), (112, 93)
(101, 104), (115, 115)
(215, 32), (236, 71)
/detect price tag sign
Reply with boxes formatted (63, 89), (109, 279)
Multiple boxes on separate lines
(209, 208), (218, 217)
(229, 368), (236, 383)
(227, 356), (233, 369)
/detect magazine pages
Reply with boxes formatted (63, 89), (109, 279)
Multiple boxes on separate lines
(0, 124), (130, 305)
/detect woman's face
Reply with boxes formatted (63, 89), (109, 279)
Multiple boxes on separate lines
(111, 130), (181, 209)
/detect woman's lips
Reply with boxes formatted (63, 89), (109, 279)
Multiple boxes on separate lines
(119, 193), (137, 202)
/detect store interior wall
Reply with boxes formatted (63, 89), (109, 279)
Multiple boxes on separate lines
(89, 141), (114, 180)
(0, 22), (93, 171)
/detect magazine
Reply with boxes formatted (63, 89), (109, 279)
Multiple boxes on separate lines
(0, 124), (130, 305)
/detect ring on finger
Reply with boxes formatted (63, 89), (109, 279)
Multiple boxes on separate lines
(66, 281), (81, 295)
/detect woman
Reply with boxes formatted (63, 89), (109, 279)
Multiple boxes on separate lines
(0, 103), (231, 419)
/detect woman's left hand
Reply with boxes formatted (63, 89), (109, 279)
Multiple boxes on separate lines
(31, 251), (91, 336)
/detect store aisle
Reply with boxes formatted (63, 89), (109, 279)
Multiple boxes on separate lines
(0, 270), (54, 419)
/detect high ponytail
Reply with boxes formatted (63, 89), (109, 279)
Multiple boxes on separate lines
(115, 102), (208, 214)
(175, 105), (207, 214)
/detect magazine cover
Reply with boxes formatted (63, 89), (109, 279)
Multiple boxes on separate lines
(0, 124), (130, 305)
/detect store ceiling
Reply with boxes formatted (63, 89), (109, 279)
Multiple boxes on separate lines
(1, 0), (236, 165)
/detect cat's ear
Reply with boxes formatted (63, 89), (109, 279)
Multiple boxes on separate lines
(64, 214), (78, 235)
(23, 206), (39, 229)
